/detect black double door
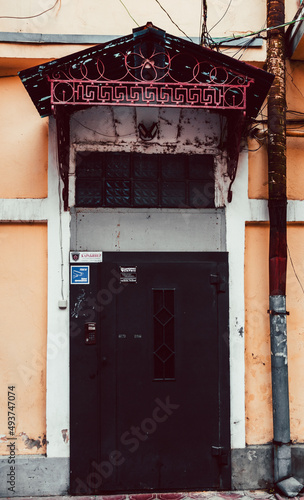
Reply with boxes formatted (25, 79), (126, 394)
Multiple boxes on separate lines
(70, 252), (230, 494)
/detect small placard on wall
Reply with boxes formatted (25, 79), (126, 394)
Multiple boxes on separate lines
(71, 265), (90, 285)
(120, 266), (137, 283)
(70, 251), (102, 263)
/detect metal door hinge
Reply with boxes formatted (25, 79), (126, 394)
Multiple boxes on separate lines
(209, 274), (226, 293)
(212, 446), (229, 465)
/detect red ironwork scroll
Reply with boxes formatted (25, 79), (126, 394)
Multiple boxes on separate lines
(48, 48), (254, 110)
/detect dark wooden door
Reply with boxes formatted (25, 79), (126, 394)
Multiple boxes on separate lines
(70, 252), (230, 494)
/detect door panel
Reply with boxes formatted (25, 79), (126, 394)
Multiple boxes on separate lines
(70, 252), (230, 494)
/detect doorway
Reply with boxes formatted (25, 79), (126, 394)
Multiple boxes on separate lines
(70, 252), (230, 494)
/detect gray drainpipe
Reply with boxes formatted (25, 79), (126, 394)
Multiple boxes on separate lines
(267, 0), (303, 496)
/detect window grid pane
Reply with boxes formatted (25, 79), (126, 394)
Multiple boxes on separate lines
(76, 152), (214, 208)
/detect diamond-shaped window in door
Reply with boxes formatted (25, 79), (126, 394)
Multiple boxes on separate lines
(153, 289), (175, 380)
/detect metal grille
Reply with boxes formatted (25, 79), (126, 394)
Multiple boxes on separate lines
(48, 44), (254, 110)
(153, 289), (175, 381)
(76, 152), (214, 208)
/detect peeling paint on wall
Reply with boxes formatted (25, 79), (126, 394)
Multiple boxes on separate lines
(19, 432), (47, 450)
(61, 429), (69, 443)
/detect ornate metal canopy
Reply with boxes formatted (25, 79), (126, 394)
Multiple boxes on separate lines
(18, 24), (274, 210)
(19, 24), (274, 119)
(48, 48), (254, 111)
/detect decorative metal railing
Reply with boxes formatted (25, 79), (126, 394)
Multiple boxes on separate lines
(48, 48), (254, 110)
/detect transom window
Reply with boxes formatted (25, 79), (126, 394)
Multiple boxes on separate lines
(75, 152), (214, 208)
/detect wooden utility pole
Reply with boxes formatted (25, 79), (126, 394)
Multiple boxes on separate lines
(267, 1), (302, 494)
(267, 0), (287, 297)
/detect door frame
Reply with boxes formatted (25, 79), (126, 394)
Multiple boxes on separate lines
(69, 252), (230, 494)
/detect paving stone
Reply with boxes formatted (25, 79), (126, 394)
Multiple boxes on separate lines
(217, 494), (243, 499)
(243, 492), (274, 499)
(203, 496), (224, 500)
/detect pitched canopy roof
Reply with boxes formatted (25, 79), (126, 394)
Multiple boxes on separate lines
(19, 23), (274, 119)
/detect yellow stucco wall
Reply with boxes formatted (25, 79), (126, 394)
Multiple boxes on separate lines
(0, 0), (269, 38)
(0, 0), (303, 458)
(245, 223), (304, 444)
(0, 224), (47, 455)
(0, 77), (48, 198)
(248, 136), (304, 201)
(247, 55), (304, 444)
(286, 224), (304, 442)
(248, 61), (304, 200)
(0, 0), (297, 64)
(0, 0), (273, 63)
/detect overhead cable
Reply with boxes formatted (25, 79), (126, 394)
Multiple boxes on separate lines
(218, 16), (304, 45)
(0, 0), (60, 19)
(118, 0), (139, 27)
(154, 0), (193, 42)
(209, 0), (232, 33)
(287, 244), (304, 296)
(200, 0), (215, 48)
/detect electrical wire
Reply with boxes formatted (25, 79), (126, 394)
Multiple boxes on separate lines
(71, 116), (136, 138)
(254, 101), (268, 125)
(288, 110), (304, 116)
(153, 0), (193, 42)
(288, 110), (304, 115)
(218, 16), (304, 46)
(246, 99), (268, 151)
(247, 142), (264, 152)
(232, 18), (267, 60)
(0, 0), (60, 19)
(228, 36), (259, 60)
(200, 0), (216, 48)
(199, 0), (204, 42)
(58, 173), (65, 302)
(200, 0), (208, 45)
(118, 0), (139, 27)
(287, 66), (304, 101)
(254, 109), (304, 124)
(287, 244), (304, 296)
(209, 0), (232, 33)
(55, 133), (66, 302)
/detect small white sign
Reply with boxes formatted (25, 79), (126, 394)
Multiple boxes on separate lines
(70, 251), (103, 263)
(120, 266), (137, 283)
